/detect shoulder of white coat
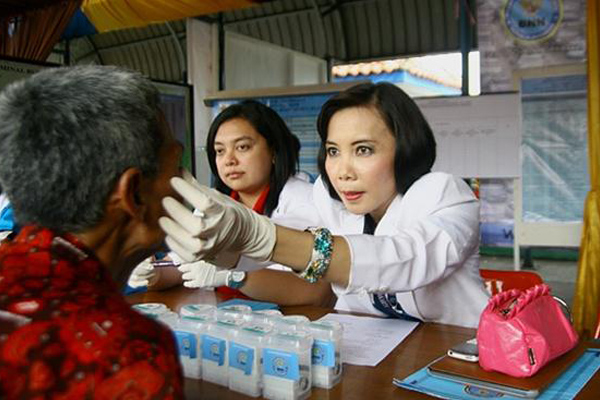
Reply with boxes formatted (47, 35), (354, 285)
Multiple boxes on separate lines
(282, 175), (314, 193)
(403, 172), (477, 211)
(277, 176), (315, 206)
(271, 176), (320, 227)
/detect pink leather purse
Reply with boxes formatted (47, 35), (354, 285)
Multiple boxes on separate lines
(477, 284), (578, 378)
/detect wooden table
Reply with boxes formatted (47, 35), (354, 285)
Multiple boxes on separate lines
(127, 287), (600, 399)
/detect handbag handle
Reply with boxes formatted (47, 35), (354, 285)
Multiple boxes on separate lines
(486, 284), (549, 318)
(552, 295), (573, 322)
(506, 284), (549, 319)
(486, 284), (568, 320)
(486, 288), (520, 312)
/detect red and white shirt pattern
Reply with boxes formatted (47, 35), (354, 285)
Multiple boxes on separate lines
(0, 226), (183, 399)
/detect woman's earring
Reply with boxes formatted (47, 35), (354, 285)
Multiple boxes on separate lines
(272, 156), (276, 164)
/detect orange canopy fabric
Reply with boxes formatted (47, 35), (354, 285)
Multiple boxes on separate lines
(82, 0), (266, 33)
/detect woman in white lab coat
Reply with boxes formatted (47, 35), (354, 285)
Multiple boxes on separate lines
(204, 100), (320, 273)
(160, 83), (489, 327)
(130, 100), (329, 304)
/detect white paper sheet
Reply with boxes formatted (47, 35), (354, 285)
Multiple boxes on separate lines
(319, 313), (420, 367)
(416, 93), (521, 178)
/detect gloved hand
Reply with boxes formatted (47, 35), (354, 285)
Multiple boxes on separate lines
(178, 260), (230, 289)
(128, 258), (159, 288)
(159, 170), (276, 263)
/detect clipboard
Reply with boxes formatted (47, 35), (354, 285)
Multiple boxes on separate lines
(427, 342), (588, 398)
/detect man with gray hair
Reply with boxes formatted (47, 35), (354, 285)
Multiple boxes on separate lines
(0, 66), (184, 399)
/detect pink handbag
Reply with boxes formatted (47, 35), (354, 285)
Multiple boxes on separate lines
(477, 284), (578, 378)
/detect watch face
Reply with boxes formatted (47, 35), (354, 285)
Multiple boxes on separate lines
(229, 271), (246, 289)
(231, 271), (245, 282)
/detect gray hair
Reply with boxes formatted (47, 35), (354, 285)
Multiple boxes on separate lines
(0, 65), (163, 232)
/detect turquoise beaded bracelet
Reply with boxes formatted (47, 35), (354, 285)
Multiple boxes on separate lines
(298, 227), (333, 283)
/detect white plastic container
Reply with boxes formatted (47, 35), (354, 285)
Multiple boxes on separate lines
(180, 304), (217, 320)
(274, 315), (310, 334)
(131, 302), (170, 319)
(201, 307), (247, 387)
(307, 320), (343, 388)
(228, 316), (273, 397)
(174, 304), (216, 379)
(262, 331), (313, 400)
(252, 309), (283, 326)
(156, 311), (179, 328)
(253, 309), (283, 317)
(218, 304), (253, 323)
(133, 303), (178, 332)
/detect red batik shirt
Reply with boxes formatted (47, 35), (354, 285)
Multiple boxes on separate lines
(0, 226), (183, 399)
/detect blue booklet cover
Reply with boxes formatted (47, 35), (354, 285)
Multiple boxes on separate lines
(393, 348), (600, 400)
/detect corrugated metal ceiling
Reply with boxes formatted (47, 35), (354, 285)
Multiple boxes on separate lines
(218, 0), (476, 62)
(69, 20), (187, 82)
(67, 0), (477, 83)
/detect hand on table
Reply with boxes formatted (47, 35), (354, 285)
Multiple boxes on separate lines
(178, 260), (229, 289)
(128, 258), (158, 288)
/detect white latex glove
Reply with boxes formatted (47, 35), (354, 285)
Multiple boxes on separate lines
(128, 258), (158, 288)
(178, 260), (230, 289)
(159, 170), (276, 263)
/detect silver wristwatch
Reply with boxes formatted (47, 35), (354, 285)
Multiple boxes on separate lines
(226, 271), (247, 289)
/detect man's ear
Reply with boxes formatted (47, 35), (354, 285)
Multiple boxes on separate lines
(108, 168), (145, 219)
